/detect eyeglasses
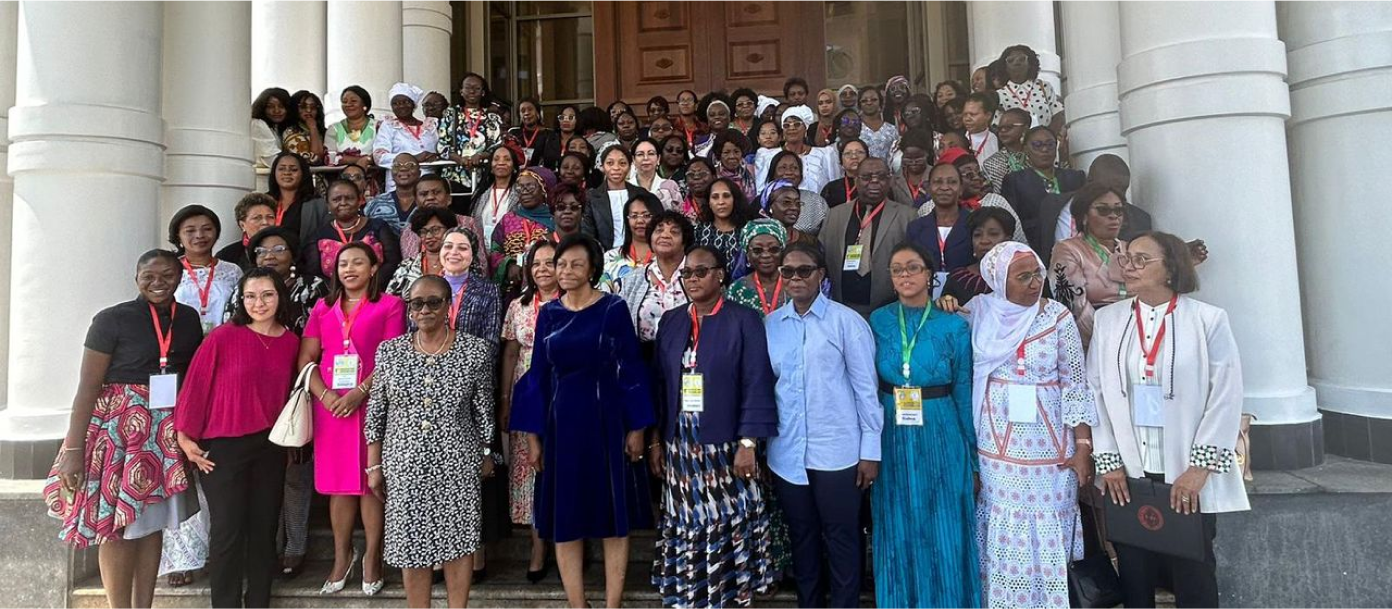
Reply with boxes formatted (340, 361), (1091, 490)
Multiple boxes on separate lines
(858, 172), (891, 183)
(406, 297), (448, 312)
(1012, 271), (1045, 284)
(1091, 204), (1126, 218)
(392, 162), (419, 170)
(890, 263), (928, 277)
(735, 100), (756, 108)
(1116, 253), (1162, 269)
(678, 265), (719, 280)
(626, 212), (653, 221)
(1001, 122), (1028, 130)
(749, 245), (783, 258)
(778, 264), (820, 279)
(1028, 139), (1059, 151)
(242, 292), (278, 304)
(253, 245), (291, 257)
(420, 226), (448, 237)
(842, 149), (867, 160)
(516, 181), (541, 193)
(903, 108), (922, 117)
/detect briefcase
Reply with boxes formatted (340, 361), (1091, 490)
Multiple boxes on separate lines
(1103, 477), (1207, 562)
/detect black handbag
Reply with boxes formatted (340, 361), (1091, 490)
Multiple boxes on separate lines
(1066, 512), (1123, 608)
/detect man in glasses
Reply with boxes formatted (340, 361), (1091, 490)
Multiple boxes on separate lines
(818, 157), (916, 318)
(764, 242), (881, 609)
(365, 152), (425, 235)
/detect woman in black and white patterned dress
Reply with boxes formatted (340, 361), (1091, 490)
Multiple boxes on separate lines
(366, 275), (497, 607)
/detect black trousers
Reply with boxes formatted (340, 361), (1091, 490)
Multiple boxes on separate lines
(199, 430), (287, 608)
(1114, 511), (1219, 608)
(773, 466), (864, 608)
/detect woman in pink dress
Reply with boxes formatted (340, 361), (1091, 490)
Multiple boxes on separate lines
(296, 242), (406, 596)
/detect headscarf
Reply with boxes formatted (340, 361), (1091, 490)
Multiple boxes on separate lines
(756, 178), (797, 213)
(816, 89), (835, 111)
(515, 167), (556, 229)
(707, 99), (730, 116)
(739, 218), (788, 251)
(780, 105), (815, 127)
(755, 95), (780, 119)
(967, 241), (1046, 426)
(837, 84), (859, 109)
(885, 75), (910, 92)
(388, 82), (425, 107)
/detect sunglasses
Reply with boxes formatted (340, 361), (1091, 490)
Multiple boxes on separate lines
(749, 245), (783, 257)
(1091, 205), (1126, 218)
(778, 264), (820, 279)
(406, 297), (448, 312)
(554, 203), (583, 212)
(678, 265), (720, 280)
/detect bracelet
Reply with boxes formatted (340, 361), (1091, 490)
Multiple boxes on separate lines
(648, 442), (660, 449)
(319, 387), (331, 401)
(365, 464), (382, 474)
(1076, 438), (1093, 447)
(61, 446), (83, 453)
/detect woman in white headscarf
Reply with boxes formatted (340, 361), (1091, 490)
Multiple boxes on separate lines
(373, 82), (441, 192)
(752, 105), (841, 194)
(961, 241), (1098, 609)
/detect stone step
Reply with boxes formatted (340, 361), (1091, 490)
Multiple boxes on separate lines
(297, 527), (660, 564)
(69, 559), (818, 608)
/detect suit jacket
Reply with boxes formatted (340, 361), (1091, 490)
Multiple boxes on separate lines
(581, 184), (647, 250)
(906, 205), (973, 273)
(1036, 192), (1154, 268)
(999, 167), (1086, 251)
(819, 198), (915, 316)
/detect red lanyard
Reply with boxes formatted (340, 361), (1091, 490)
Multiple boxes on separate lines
(854, 201), (886, 243)
(687, 298), (725, 369)
(650, 264), (677, 292)
(340, 299), (363, 351)
(908, 180), (924, 202)
(961, 195), (982, 211)
(148, 302), (175, 372)
(180, 257), (217, 315)
(333, 218), (361, 244)
(629, 245), (653, 266)
(843, 181), (856, 204)
(936, 226), (948, 263)
(1015, 340), (1028, 377)
(1007, 82), (1035, 109)
(682, 196), (697, 217)
(421, 243), (438, 276)
(521, 126), (540, 149)
(972, 132), (989, 157)
(753, 273), (783, 315)
(1134, 295), (1179, 381)
(275, 203), (290, 226)
(683, 124), (697, 147)
(491, 187), (507, 217)
(448, 280), (468, 330)
(404, 121), (424, 140)
(819, 124), (833, 143)
(465, 111), (484, 140)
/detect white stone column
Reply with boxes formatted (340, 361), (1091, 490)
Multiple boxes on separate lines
(1281, 4), (1392, 437)
(0, 3), (18, 408)
(1, 1), (165, 442)
(326, 1), (403, 122)
(251, 1), (326, 99)
(967, 1), (1061, 91)
(403, 1), (453, 98)
(1059, 1), (1127, 169)
(1118, 1), (1320, 467)
(162, 2), (254, 242)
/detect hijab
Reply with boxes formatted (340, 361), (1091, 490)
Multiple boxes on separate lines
(515, 167), (556, 229)
(967, 241), (1045, 424)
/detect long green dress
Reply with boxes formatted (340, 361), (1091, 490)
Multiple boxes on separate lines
(868, 302), (981, 607)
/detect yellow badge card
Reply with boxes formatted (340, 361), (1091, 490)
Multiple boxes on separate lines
(894, 387), (923, 426)
(681, 373), (704, 412)
(843, 244), (864, 271)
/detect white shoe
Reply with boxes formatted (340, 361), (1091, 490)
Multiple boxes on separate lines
(319, 548), (359, 595)
(362, 553), (384, 596)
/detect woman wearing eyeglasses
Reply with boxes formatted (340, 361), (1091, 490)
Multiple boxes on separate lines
(963, 241), (1096, 609)
(1048, 181), (1130, 347)
(725, 219), (791, 318)
(868, 242), (978, 608)
(649, 244), (779, 605)
(488, 167), (556, 297)
(366, 275), (497, 608)
(385, 208), (459, 298)
(613, 210), (694, 361)
(999, 127), (1085, 245)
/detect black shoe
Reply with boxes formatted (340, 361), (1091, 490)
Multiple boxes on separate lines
(431, 567), (444, 585)
(526, 563), (551, 583)
(471, 567), (489, 585)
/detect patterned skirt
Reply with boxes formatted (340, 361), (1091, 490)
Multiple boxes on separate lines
(42, 384), (190, 548)
(653, 413), (774, 608)
(508, 430), (536, 525)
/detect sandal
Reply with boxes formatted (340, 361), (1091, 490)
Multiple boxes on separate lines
(279, 554), (305, 579)
(166, 571), (194, 587)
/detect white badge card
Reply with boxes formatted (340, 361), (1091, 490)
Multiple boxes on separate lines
(1006, 384), (1038, 423)
(894, 387), (923, 426)
(332, 354), (361, 390)
(1132, 384), (1165, 428)
(932, 271), (949, 301)
(843, 244), (864, 271)
(149, 374), (178, 409)
(681, 373), (704, 412)
(522, 148), (535, 163)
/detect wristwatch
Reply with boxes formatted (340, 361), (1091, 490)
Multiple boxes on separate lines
(482, 447), (493, 457)
(739, 438), (757, 449)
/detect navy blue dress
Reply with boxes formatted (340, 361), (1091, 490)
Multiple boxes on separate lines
(510, 293), (655, 542)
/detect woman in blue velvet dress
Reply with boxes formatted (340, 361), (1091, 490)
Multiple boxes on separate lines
(868, 242), (980, 608)
(510, 234), (654, 609)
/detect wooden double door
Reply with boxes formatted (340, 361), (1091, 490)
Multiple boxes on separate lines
(594, 1), (826, 113)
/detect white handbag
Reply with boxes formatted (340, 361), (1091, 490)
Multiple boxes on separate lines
(269, 363), (317, 447)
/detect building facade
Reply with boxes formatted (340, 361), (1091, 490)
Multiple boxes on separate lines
(0, 1), (1389, 480)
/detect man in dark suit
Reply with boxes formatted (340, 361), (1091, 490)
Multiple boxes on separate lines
(1035, 154), (1153, 268)
(820, 157), (915, 318)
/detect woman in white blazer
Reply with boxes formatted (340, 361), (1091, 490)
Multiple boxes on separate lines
(1086, 230), (1249, 608)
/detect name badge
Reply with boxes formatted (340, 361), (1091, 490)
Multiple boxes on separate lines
(522, 147), (535, 164)
(1132, 384), (1165, 428)
(894, 387), (923, 426)
(932, 271), (949, 301)
(332, 354), (361, 390)
(843, 244), (864, 271)
(149, 373), (178, 409)
(681, 373), (704, 412)
(201, 320), (214, 335)
(1006, 384), (1038, 423)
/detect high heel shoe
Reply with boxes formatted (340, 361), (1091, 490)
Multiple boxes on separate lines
(319, 548), (359, 595)
(526, 562), (551, 583)
(362, 555), (385, 596)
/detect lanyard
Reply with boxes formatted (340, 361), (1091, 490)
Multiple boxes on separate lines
(448, 278), (468, 330)
(753, 273), (783, 316)
(843, 180), (856, 204)
(1033, 168), (1060, 194)
(1016, 339), (1029, 377)
(854, 201), (886, 243)
(896, 302), (932, 384)
(1134, 295), (1179, 381)
(908, 180), (924, 202)
(1084, 234), (1127, 297)
(972, 131), (989, 157)
(629, 245), (653, 266)
(819, 124), (833, 143)
(340, 299), (363, 351)
(1007, 81), (1035, 109)
(276, 204), (290, 226)
(1007, 152), (1027, 173)
(521, 126), (540, 149)
(530, 292), (554, 329)
(149, 302), (176, 372)
(403, 121), (424, 140)
(491, 187), (508, 218)
(465, 111), (484, 140)
(682, 196), (698, 218)
(936, 225), (948, 263)
(333, 218), (362, 244)
(420, 244), (438, 277)
(686, 298), (725, 370)
(180, 258), (217, 315)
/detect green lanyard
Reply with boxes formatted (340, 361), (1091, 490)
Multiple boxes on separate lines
(897, 302), (933, 385)
(1007, 151), (1027, 174)
(1084, 234), (1128, 298)
(1033, 168), (1060, 194)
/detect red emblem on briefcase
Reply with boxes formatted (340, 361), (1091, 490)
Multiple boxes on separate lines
(1137, 505), (1164, 531)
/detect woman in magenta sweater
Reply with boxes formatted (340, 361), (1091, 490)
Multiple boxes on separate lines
(173, 268), (302, 608)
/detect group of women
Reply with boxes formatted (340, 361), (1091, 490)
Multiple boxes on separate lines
(46, 42), (1247, 609)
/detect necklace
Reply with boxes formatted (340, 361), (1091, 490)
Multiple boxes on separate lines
(250, 325), (277, 349)
(415, 329), (452, 365)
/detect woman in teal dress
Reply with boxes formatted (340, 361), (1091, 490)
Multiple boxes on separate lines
(869, 241), (980, 608)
